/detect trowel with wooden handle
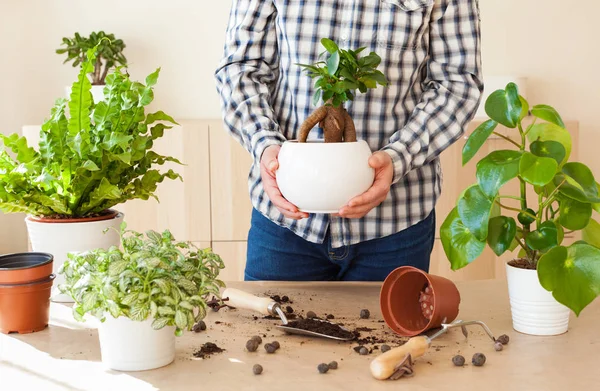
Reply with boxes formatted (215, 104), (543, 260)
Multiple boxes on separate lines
(370, 319), (497, 380)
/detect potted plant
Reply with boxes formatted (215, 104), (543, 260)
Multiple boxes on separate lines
(0, 43), (180, 302)
(57, 31), (127, 102)
(59, 224), (225, 371)
(440, 82), (600, 335)
(0, 252), (55, 334)
(275, 38), (388, 213)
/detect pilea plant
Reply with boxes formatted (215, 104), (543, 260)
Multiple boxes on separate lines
(57, 31), (127, 85)
(441, 82), (600, 316)
(296, 38), (388, 142)
(0, 43), (180, 218)
(59, 223), (226, 336)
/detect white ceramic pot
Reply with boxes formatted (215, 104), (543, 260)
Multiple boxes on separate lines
(25, 211), (124, 303)
(276, 140), (375, 213)
(98, 315), (176, 371)
(506, 262), (570, 336)
(65, 85), (105, 103)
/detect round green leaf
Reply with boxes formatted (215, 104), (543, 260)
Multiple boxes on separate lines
(582, 219), (600, 249)
(457, 185), (494, 241)
(476, 150), (522, 197)
(327, 51), (340, 76)
(518, 95), (529, 121)
(320, 38), (339, 53)
(530, 140), (566, 166)
(559, 197), (592, 230)
(538, 243), (600, 316)
(531, 104), (565, 128)
(526, 123), (571, 165)
(484, 83), (522, 128)
(556, 163), (600, 203)
(519, 151), (558, 186)
(487, 216), (517, 256)
(440, 207), (486, 270)
(525, 220), (558, 252)
(462, 119), (497, 165)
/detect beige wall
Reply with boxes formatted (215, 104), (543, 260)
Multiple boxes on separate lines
(1, 0), (599, 253)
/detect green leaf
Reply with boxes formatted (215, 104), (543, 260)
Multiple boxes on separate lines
(476, 150), (522, 197)
(527, 123), (572, 165)
(67, 49), (94, 137)
(484, 83), (522, 128)
(558, 162), (599, 203)
(107, 300), (120, 318)
(179, 301), (193, 310)
(121, 292), (139, 306)
(525, 221), (558, 252)
(145, 67), (160, 87)
(531, 104), (565, 128)
(462, 119), (497, 165)
(320, 38), (339, 53)
(519, 151), (558, 186)
(152, 317), (170, 330)
(130, 303), (149, 321)
(175, 310), (187, 330)
(530, 140), (566, 166)
(458, 185), (494, 241)
(145, 111), (178, 125)
(327, 51), (340, 76)
(582, 219), (600, 249)
(82, 291), (98, 312)
(518, 95), (529, 121)
(487, 216), (517, 256)
(150, 301), (158, 318)
(559, 198), (592, 230)
(538, 243), (600, 316)
(158, 306), (175, 316)
(108, 260), (128, 276)
(440, 207), (486, 270)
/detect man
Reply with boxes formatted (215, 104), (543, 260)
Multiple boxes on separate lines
(215, 0), (483, 281)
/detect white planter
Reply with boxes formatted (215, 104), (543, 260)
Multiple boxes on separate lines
(98, 315), (176, 371)
(276, 140), (375, 213)
(65, 85), (105, 103)
(506, 263), (570, 336)
(25, 211), (124, 303)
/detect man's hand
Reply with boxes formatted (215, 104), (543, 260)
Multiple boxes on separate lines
(337, 151), (394, 219)
(260, 145), (309, 220)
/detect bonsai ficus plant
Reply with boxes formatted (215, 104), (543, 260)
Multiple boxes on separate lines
(0, 43), (180, 218)
(440, 82), (600, 316)
(296, 38), (388, 142)
(57, 31), (127, 85)
(59, 223), (226, 335)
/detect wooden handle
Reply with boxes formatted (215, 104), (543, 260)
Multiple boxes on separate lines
(370, 336), (430, 380)
(222, 288), (274, 316)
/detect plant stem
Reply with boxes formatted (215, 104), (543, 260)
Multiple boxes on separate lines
(494, 200), (536, 220)
(541, 179), (567, 210)
(492, 132), (521, 148)
(537, 192), (543, 226)
(497, 195), (525, 201)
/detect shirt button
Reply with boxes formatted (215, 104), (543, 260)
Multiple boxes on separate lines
(341, 34), (348, 40)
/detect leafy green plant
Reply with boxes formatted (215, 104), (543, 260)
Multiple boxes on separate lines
(295, 38), (388, 142)
(59, 223), (226, 336)
(0, 44), (180, 218)
(441, 82), (600, 316)
(57, 31), (127, 85)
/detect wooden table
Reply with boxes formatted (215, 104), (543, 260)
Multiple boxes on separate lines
(1, 280), (597, 390)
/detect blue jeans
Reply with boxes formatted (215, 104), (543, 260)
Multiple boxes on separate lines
(245, 209), (435, 281)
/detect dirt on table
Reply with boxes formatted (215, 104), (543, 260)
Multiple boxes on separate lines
(193, 342), (225, 359)
(285, 318), (355, 340)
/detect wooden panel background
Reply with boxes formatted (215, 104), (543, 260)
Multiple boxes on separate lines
(8, 118), (580, 282)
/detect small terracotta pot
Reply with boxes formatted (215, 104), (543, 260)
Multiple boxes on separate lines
(0, 274), (55, 334)
(380, 266), (461, 337)
(0, 252), (53, 284)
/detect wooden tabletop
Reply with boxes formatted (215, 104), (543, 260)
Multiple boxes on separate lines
(1, 279), (597, 390)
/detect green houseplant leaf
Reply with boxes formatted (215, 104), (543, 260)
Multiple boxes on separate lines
(559, 197), (592, 230)
(457, 185), (494, 241)
(476, 150), (522, 198)
(582, 219), (600, 248)
(531, 104), (565, 128)
(527, 123), (572, 166)
(525, 221), (558, 252)
(487, 216), (517, 256)
(538, 243), (600, 316)
(530, 140), (566, 166)
(462, 119), (497, 165)
(440, 207), (486, 270)
(519, 151), (557, 186)
(484, 83), (522, 128)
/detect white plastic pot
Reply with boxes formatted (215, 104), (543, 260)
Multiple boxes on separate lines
(506, 262), (570, 336)
(65, 85), (105, 103)
(25, 211), (124, 303)
(97, 315), (176, 371)
(276, 140), (375, 213)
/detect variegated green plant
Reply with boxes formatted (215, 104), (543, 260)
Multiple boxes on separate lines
(0, 42), (180, 218)
(59, 223), (226, 336)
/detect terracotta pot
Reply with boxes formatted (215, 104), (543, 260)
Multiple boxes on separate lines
(0, 274), (55, 334)
(0, 252), (53, 285)
(380, 266), (461, 337)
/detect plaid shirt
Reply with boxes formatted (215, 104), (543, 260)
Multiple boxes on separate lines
(215, 0), (483, 248)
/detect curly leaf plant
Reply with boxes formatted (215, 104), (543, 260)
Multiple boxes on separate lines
(441, 82), (600, 316)
(0, 42), (181, 218)
(59, 223), (226, 336)
(57, 31), (127, 85)
(296, 38), (388, 142)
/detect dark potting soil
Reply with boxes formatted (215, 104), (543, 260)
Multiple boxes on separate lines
(508, 258), (536, 270)
(355, 327), (375, 332)
(285, 318), (355, 340)
(193, 342), (225, 359)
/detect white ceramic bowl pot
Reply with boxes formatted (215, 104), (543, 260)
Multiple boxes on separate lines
(25, 210), (124, 303)
(505, 262), (571, 336)
(276, 140), (375, 213)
